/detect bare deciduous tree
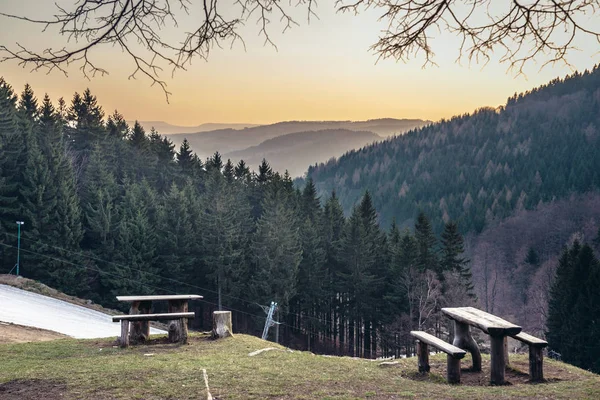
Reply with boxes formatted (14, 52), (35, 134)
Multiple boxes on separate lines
(1, 0), (599, 99)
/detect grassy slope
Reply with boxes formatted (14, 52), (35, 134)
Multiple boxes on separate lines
(1, 333), (599, 399)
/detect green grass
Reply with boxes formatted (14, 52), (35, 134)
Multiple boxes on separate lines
(1, 333), (599, 399)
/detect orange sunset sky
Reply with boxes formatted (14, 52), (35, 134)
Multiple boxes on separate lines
(1, 1), (599, 126)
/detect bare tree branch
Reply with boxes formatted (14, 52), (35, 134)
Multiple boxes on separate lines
(1, 0), (599, 99)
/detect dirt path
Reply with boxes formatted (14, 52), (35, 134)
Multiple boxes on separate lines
(0, 322), (66, 344)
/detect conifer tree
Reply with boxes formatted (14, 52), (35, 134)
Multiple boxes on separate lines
(234, 160), (251, 183)
(177, 138), (194, 172)
(129, 121), (147, 150)
(223, 159), (235, 182)
(67, 89), (105, 154)
(106, 111), (129, 139)
(547, 242), (600, 372)
(0, 78), (23, 271)
(415, 211), (438, 272)
(440, 221), (475, 298)
(201, 170), (252, 310)
(250, 188), (302, 309)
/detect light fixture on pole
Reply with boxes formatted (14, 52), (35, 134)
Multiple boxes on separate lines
(15, 221), (24, 276)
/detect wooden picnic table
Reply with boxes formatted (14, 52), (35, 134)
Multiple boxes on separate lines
(116, 294), (203, 344)
(442, 306), (522, 385)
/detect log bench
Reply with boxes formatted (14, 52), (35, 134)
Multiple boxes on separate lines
(114, 294), (202, 346)
(510, 332), (548, 382)
(113, 312), (195, 347)
(410, 331), (467, 384)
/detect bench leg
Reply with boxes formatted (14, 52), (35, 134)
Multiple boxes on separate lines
(490, 335), (506, 385)
(120, 320), (129, 348)
(529, 346), (544, 382)
(129, 300), (152, 344)
(447, 355), (461, 384)
(417, 341), (430, 373)
(453, 321), (482, 372)
(168, 300), (189, 344)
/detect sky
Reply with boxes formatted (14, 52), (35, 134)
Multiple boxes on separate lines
(0, 1), (599, 126)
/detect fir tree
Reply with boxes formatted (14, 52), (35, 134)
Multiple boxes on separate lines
(415, 211), (437, 272)
(250, 189), (302, 309)
(440, 221), (475, 298)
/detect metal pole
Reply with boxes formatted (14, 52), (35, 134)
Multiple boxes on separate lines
(16, 221), (24, 276)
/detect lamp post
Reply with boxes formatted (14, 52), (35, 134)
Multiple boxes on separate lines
(15, 221), (24, 276)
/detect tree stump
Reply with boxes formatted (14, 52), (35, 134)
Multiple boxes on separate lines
(447, 355), (461, 384)
(416, 341), (430, 373)
(129, 300), (152, 344)
(212, 311), (233, 339)
(490, 335), (506, 385)
(529, 345), (544, 382)
(168, 299), (188, 343)
(452, 321), (482, 371)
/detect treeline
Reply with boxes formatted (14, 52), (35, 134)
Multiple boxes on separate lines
(0, 78), (474, 357)
(303, 65), (600, 234)
(547, 241), (600, 373)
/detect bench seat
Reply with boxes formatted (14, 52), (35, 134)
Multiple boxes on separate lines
(410, 331), (465, 383)
(112, 312), (195, 322)
(410, 331), (466, 358)
(511, 331), (548, 382)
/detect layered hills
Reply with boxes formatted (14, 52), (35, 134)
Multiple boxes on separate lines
(224, 129), (381, 177)
(303, 67), (600, 234)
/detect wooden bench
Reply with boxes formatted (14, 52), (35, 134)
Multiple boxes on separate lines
(113, 312), (195, 347)
(442, 307), (522, 385)
(410, 331), (467, 384)
(114, 294), (202, 347)
(510, 332), (548, 382)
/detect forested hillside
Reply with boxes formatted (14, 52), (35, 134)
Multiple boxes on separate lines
(0, 78), (473, 359)
(224, 129), (381, 177)
(304, 66), (600, 234)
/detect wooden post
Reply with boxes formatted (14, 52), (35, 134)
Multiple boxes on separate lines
(490, 335), (506, 385)
(529, 346), (544, 382)
(504, 336), (510, 367)
(452, 321), (482, 372)
(168, 299), (189, 343)
(447, 355), (461, 384)
(417, 341), (430, 373)
(120, 320), (129, 348)
(128, 300), (152, 344)
(212, 311), (233, 339)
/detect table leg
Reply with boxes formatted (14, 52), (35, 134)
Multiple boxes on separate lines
(129, 300), (152, 344)
(490, 334), (506, 385)
(452, 321), (482, 372)
(168, 299), (189, 344)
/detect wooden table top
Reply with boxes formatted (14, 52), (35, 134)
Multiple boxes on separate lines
(116, 295), (203, 302)
(441, 306), (522, 336)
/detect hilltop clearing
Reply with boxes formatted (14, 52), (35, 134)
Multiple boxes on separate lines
(0, 333), (598, 399)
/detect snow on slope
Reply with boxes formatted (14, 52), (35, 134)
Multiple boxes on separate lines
(0, 284), (165, 339)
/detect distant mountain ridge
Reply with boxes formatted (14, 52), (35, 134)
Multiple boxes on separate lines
(130, 121), (260, 135)
(225, 129), (381, 177)
(303, 66), (600, 233)
(165, 118), (430, 160)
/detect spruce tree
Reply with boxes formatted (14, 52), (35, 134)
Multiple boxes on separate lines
(250, 188), (302, 309)
(415, 211), (437, 272)
(129, 121), (148, 150)
(547, 242), (600, 372)
(201, 170), (251, 310)
(440, 221), (475, 297)
(177, 139), (194, 172)
(0, 78), (23, 272)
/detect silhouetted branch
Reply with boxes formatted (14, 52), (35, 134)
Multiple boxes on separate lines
(1, 0), (599, 99)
